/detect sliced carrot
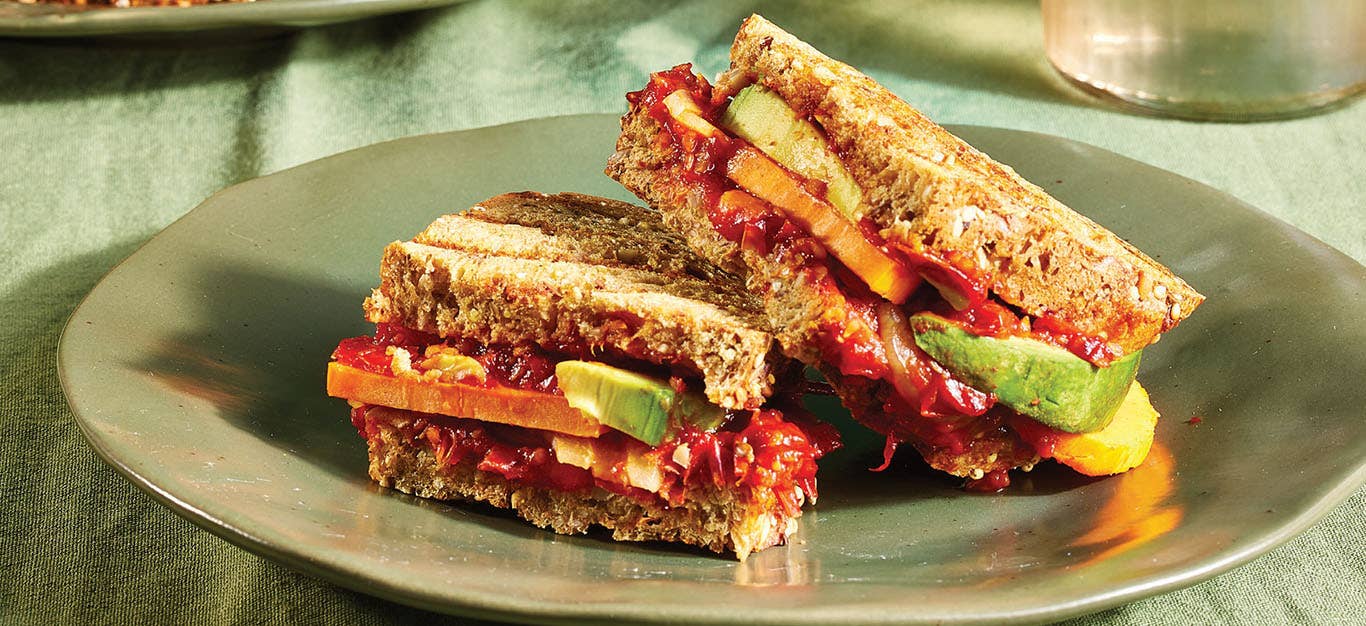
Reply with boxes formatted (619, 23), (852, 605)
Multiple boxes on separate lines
(326, 362), (606, 438)
(725, 146), (918, 303)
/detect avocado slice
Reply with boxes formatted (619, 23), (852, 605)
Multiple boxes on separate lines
(555, 361), (726, 445)
(719, 84), (864, 221)
(909, 314), (1141, 433)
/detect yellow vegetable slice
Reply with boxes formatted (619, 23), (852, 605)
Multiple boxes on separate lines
(1050, 381), (1159, 476)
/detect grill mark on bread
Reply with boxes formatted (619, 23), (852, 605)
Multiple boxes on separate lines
(416, 191), (728, 281)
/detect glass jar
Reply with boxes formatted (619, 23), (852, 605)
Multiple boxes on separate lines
(1042, 0), (1366, 120)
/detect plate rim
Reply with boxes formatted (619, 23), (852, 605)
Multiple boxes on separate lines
(0, 0), (465, 36)
(58, 113), (1366, 625)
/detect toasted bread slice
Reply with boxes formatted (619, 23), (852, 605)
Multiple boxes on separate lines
(363, 192), (785, 410)
(722, 15), (1202, 354)
(609, 95), (850, 369)
(360, 405), (790, 559)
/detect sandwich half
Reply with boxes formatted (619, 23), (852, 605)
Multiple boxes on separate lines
(607, 15), (1203, 489)
(326, 191), (839, 559)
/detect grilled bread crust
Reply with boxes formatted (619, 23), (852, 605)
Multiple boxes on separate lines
(363, 192), (786, 410)
(723, 15), (1201, 354)
(609, 111), (848, 369)
(361, 406), (791, 560)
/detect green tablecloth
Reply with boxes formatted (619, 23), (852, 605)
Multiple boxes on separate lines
(3, 1), (1362, 623)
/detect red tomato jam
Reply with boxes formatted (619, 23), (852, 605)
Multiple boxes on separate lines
(1007, 414), (1064, 459)
(1030, 315), (1123, 366)
(877, 396), (1005, 456)
(965, 469), (1011, 493)
(709, 190), (808, 258)
(332, 324), (563, 394)
(869, 403), (1018, 491)
(934, 299), (1121, 366)
(354, 405), (838, 514)
(895, 246), (990, 309)
(629, 64), (737, 207)
(898, 249), (1122, 366)
(869, 414), (1019, 491)
(822, 261), (893, 380)
(353, 405), (592, 492)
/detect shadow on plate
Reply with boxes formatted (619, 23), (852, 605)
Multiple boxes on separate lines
(133, 262), (365, 479)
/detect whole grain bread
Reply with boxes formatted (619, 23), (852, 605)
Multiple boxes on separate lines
(609, 95), (857, 368)
(722, 15), (1202, 354)
(363, 192), (785, 410)
(361, 405), (791, 560)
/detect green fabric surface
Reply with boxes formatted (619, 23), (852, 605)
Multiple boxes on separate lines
(1, 0), (1362, 623)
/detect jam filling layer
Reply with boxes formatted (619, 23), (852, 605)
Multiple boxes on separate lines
(353, 403), (839, 514)
(333, 323), (694, 395)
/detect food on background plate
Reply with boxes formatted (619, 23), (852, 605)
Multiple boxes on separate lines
(326, 192), (839, 560)
(16, 0), (252, 7)
(606, 14), (1203, 490)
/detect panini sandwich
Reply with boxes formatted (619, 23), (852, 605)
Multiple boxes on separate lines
(326, 192), (838, 558)
(607, 15), (1203, 489)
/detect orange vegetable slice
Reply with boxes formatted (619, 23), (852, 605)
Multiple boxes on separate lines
(326, 362), (606, 438)
(725, 145), (917, 303)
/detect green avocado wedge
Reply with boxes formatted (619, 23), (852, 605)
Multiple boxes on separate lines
(554, 360), (725, 445)
(910, 314), (1142, 433)
(718, 84), (864, 221)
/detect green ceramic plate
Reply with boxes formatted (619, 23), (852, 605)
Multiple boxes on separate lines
(0, 0), (463, 37)
(59, 114), (1366, 624)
